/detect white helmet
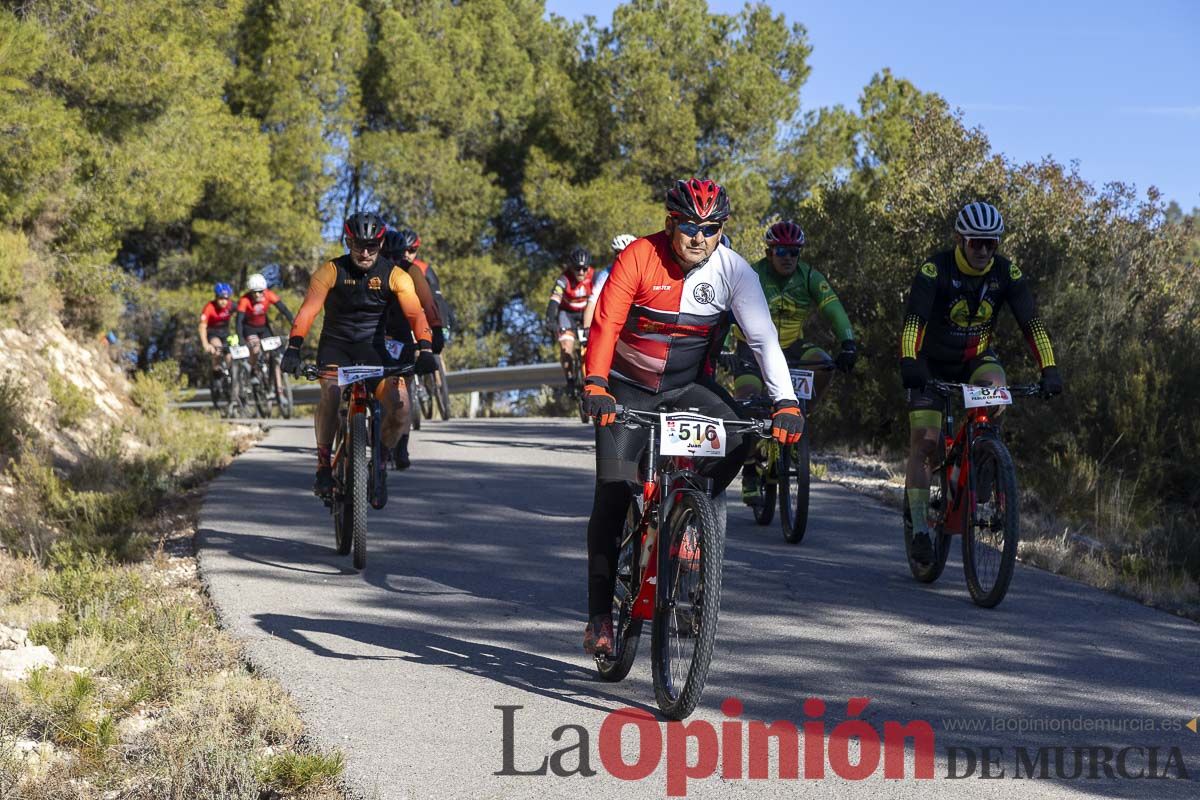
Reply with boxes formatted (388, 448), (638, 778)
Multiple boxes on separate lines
(610, 233), (636, 253)
(955, 202), (1004, 237)
(247, 273), (268, 292)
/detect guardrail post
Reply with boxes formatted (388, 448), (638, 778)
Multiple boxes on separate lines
(468, 391), (480, 418)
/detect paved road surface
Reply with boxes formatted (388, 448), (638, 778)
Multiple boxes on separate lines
(198, 419), (1199, 799)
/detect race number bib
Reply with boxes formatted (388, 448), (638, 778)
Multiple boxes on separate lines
(659, 412), (726, 457)
(337, 366), (385, 387)
(789, 369), (814, 400)
(384, 339), (404, 360)
(229, 345), (250, 360)
(962, 385), (1012, 408)
(260, 336), (282, 352)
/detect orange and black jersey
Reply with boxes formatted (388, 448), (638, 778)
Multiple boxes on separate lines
(289, 255), (431, 346)
(901, 247), (1056, 367)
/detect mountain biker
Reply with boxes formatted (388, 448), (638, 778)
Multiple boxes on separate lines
(381, 228), (445, 469)
(236, 273), (295, 378)
(199, 282), (235, 377)
(730, 220), (857, 505)
(581, 233), (636, 329)
(546, 246), (594, 392)
(392, 229), (454, 354)
(580, 178), (803, 655)
(280, 212), (439, 497)
(900, 202), (1062, 565)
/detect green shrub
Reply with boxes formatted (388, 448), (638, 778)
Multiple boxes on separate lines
(0, 375), (33, 457)
(129, 359), (188, 418)
(56, 257), (127, 335)
(257, 750), (344, 793)
(0, 229), (26, 303)
(48, 373), (95, 429)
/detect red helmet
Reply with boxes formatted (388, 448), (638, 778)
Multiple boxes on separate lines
(665, 178), (730, 222)
(764, 220), (806, 248)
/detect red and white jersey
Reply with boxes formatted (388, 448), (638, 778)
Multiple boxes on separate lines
(585, 232), (796, 401)
(550, 267), (594, 313)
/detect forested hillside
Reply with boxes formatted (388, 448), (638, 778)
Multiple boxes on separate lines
(2, 0), (1197, 585)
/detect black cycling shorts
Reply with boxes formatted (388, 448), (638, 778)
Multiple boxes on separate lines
(557, 310), (584, 333)
(243, 324), (273, 341)
(595, 377), (750, 491)
(906, 351), (1006, 412)
(316, 336), (397, 369)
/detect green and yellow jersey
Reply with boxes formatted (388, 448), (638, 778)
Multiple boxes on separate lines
(732, 257), (853, 348)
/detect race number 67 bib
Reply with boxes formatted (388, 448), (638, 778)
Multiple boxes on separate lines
(962, 385), (1012, 408)
(659, 412), (726, 457)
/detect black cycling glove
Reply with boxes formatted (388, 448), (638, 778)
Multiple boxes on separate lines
(431, 326), (445, 355)
(835, 340), (857, 373)
(281, 336), (304, 376)
(900, 357), (928, 390)
(415, 350), (438, 375)
(1040, 366), (1063, 397)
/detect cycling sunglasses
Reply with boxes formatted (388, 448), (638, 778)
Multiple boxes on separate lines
(773, 246), (802, 258)
(674, 220), (723, 239)
(965, 237), (999, 253)
(349, 238), (383, 253)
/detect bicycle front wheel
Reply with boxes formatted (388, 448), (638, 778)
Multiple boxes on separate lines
(750, 443), (776, 526)
(434, 358), (451, 420)
(962, 434), (1019, 607)
(408, 378), (422, 431)
(596, 501), (643, 682)
(779, 435), (811, 544)
(251, 366), (270, 418)
(275, 363), (293, 419)
(332, 428), (351, 556)
(651, 491), (724, 720)
(419, 374), (435, 420)
(350, 414), (370, 570)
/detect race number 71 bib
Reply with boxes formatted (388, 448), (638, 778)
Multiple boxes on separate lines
(659, 412), (726, 457)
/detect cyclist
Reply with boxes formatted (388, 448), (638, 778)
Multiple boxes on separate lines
(236, 273), (295, 379)
(730, 220), (857, 505)
(392, 229), (453, 354)
(199, 282), (235, 377)
(580, 178), (804, 655)
(381, 228), (445, 469)
(581, 233), (636, 329)
(280, 212), (439, 497)
(545, 246), (594, 392)
(900, 202), (1062, 565)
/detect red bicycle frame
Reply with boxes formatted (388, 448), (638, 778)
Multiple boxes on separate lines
(939, 406), (994, 536)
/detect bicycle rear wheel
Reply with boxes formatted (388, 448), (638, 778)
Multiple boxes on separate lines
(962, 434), (1019, 607)
(596, 500), (644, 682)
(778, 435), (811, 544)
(434, 357), (451, 420)
(349, 414), (370, 570)
(904, 468), (951, 582)
(750, 443), (776, 526)
(651, 491), (723, 720)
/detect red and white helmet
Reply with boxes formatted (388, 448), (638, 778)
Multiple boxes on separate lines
(764, 220), (806, 248)
(665, 178), (730, 222)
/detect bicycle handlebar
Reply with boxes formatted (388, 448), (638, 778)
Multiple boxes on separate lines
(297, 363), (416, 382)
(613, 405), (772, 436)
(927, 379), (1046, 399)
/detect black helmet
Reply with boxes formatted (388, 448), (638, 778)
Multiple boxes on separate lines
(343, 212), (387, 244)
(400, 229), (421, 250)
(568, 246), (590, 268)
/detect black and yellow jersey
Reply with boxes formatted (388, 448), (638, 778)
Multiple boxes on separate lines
(900, 247), (1055, 367)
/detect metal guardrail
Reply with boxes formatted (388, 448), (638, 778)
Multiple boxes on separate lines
(174, 362), (568, 409)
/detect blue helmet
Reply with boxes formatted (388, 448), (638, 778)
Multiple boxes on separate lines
(214, 282), (233, 298)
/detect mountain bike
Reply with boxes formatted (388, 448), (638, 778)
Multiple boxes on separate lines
(300, 362), (413, 571)
(228, 341), (256, 418)
(416, 353), (451, 422)
(594, 405), (770, 719)
(247, 335), (293, 418)
(568, 327), (588, 422)
(209, 337), (247, 418)
(903, 380), (1046, 607)
(740, 356), (836, 544)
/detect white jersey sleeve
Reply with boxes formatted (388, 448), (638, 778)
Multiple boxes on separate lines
(589, 268), (610, 302)
(725, 251), (797, 403)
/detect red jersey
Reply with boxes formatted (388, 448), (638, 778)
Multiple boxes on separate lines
(200, 300), (233, 329)
(550, 267), (594, 313)
(585, 232), (796, 400)
(237, 289), (281, 327)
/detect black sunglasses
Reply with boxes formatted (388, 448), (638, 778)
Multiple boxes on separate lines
(675, 220), (723, 238)
(773, 246), (802, 258)
(349, 239), (382, 252)
(965, 237), (999, 252)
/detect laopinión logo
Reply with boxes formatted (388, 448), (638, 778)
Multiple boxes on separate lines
(496, 697), (935, 797)
(496, 701), (1195, 796)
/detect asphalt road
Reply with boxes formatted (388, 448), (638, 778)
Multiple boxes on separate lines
(198, 418), (1199, 799)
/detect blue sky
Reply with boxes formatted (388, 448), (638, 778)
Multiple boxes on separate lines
(544, 0), (1199, 210)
